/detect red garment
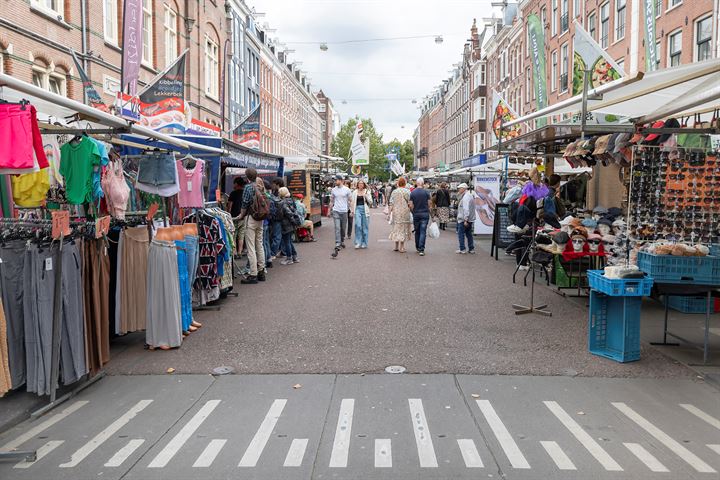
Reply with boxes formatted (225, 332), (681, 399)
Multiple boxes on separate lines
(561, 241), (606, 261)
(518, 194), (529, 205)
(0, 103), (48, 173)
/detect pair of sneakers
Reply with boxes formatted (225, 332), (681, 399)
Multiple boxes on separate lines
(456, 249), (476, 254)
(281, 258), (299, 265)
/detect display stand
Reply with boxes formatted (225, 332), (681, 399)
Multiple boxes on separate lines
(511, 220), (552, 316)
(490, 203), (514, 260)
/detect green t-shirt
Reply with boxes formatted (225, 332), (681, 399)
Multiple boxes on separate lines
(59, 137), (101, 204)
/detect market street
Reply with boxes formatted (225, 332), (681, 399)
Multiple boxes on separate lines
(0, 374), (719, 480)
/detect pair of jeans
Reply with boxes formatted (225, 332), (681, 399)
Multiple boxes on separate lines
(263, 222), (272, 265)
(457, 221), (475, 252)
(332, 211), (348, 246)
(281, 232), (297, 260)
(413, 215), (429, 252)
(354, 205), (369, 247)
(271, 221), (283, 256)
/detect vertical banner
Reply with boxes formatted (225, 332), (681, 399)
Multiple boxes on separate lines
(526, 14), (547, 127)
(138, 52), (188, 133)
(473, 174), (501, 234)
(70, 50), (108, 112)
(232, 106), (261, 149)
(643, 0), (657, 72)
(572, 21), (624, 95)
(491, 90), (521, 142)
(121, 0), (143, 96)
(350, 120), (369, 165)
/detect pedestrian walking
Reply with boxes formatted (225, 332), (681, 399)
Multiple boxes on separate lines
(329, 175), (352, 249)
(350, 179), (372, 249)
(227, 176), (247, 256)
(456, 183), (476, 254)
(269, 178), (285, 258)
(278, 187), (299, 265)
(234, 168), (267, 284)
(384, 183), (393, 206)
(434, 182), (451, 230)
(346, 180), (355, 241)
(409, 177), (431, 256)
(388, 177), (412, 253)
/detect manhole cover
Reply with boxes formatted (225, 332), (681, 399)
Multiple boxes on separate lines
(385, 365), (406, 374)
(212, 366), (235, 376)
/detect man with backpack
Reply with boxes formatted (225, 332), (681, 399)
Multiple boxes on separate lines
(234, 168), (268, 284)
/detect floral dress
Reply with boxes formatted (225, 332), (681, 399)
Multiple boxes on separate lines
(389, 187), (412, 242)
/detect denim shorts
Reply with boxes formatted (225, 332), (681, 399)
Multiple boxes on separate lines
(137, 154), (176, 186)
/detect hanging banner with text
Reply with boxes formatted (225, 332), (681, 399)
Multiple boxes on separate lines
(473, 175), (501, 235)
(526, 14), (547, 127)
(138, 51), (188, 134)
(350, 120), (369, 166)
(70, 50), (108, 112)
(643, 0), (658, 71)
(232, 105), (261, 150)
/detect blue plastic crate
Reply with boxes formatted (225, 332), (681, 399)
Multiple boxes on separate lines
(637, 252), (720, 285)
(588, 291), (641, 363)
(587, 270), (653, 296)
(711, 244), (720, 257)
(666, 295), (714, 314)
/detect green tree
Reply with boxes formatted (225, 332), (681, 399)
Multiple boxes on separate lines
(331, 117), (386, 179)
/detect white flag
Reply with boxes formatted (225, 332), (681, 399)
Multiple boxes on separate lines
(350, 121), (369, 166)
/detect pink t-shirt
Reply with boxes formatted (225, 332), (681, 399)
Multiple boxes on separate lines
(176, 159), (205, 208)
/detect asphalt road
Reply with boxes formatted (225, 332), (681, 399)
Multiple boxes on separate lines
(1, 374), (719, 480)
(106, 210), (692, 377)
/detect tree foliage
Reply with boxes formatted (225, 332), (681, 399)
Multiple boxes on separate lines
(384, 138), (415, 175)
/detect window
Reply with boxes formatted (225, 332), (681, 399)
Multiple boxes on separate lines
(205, 36), (219, 99)
(474, 132), (486, 154)
(615, 0), (626, 41)
(561, 0), (569, 33)
(560, 44), (569, 92)
(552, 0), (558, 36)
(668, 30), (682, 66)
(655, 40), (662, 68)
(696, 16), (712, 61)
(551, 50), (558, 91)
(31, 0), (64, 18)
(32, 62), (66, 96)
(103, 74), (121, 95)
(668, 0), (682, 9)
(104, 0), (118, 44)
(600, 3), (610, 48)
(541, 6), (547, 29)
(574, 0), (581, 17)
(479, 63), (486, 85)
(616, 58), (625, 73)
(473, 97), (486, 120)
(655, 0), (662, 17)
(142, 0), (153, 66)
(588, 12), (597, 40)
(164, 5), (178, 65)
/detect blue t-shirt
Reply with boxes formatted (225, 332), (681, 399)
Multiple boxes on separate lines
(410, 188), (431, 219)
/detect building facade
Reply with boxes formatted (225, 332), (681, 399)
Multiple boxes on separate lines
(315, 90), (336, 156)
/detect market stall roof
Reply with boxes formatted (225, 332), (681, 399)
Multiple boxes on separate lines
(0, 72), (224, 154)
(476, 158), (592, 175)
(496, 123), (632, 152)
(222, 138), (284, 175)
(505, 58), (720, 128)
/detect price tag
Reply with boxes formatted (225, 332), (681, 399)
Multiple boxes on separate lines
(95, 215), (111, 238)
(45, 257), (53, 271)
(215, 189), (221, 202)
(51, 210), (70, 239)
(146, 203), (159, 221)
(187, 181), (193, 192)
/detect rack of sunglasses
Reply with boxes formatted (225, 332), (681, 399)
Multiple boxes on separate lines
(628, 146), (720, 245)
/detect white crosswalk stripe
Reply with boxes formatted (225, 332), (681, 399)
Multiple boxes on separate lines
(707, 444), (720, 456)
(148, 399), (221, 468)
(374, 439), (392, 468)
(544, 400), (623, 471)
(457, 439), (483, 468)
(624, 443), (669, 472)
(329, 398), (354, 468)
(408, 398), (438, 468)
(476, 399), (530, 469)
(59, 399), (152, 468)
(540, 441), (576, 470)
(13, 441), (64, 469)
(104, 439), (145, 467)
(284, 439), (309, 467)
(613, 402), (716, 473)
(239, 399), (287, 467)
(679, 404), (720, 431)
(1, 401), (87, 451)
(193, 439), (227, 468)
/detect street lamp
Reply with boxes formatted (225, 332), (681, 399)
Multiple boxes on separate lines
(320, 43), (328, 51)
(435, 35), (444, 44)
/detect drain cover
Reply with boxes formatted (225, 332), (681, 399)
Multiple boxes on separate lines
(212, 366), (234, 376)
(385, 365), (406, 374)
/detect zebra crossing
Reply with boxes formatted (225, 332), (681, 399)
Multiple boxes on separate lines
(0, 374), (718, 479)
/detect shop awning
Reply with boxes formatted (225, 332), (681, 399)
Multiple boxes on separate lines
(496, 123), (633, 152)
(0, 73), (224, 154)
(222, 139), (284, 176)
(476, 159), (592, 175)
(505, 58), (720, 128)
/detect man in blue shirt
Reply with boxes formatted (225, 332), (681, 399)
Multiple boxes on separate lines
(409, 177), (431, 256)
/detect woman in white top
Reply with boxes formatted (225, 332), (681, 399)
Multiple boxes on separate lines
(350, 180), (373, 248)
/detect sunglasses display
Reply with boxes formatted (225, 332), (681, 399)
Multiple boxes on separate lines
(628, 146), (720, 245)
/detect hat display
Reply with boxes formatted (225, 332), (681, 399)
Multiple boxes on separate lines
(581, 218), (598, 229)
(602, 234), (617, 244)
(593, 205), (608, 215)
(560, 215), (576, 226)
(587, 232), (602, 241)
(592, 135), (611, 156)
(457, 183), (469, 189)
(570, 227), (588, 239)
(643, 120), (665, 143)
(553, 231), (570, 244)
(597, 217), (613, 227)
(659, 118), (680, 144)
(607, 207), (623, 219)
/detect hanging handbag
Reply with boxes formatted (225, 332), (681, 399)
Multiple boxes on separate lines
(677, 114), (711, 149)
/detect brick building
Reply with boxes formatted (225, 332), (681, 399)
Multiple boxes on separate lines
(315, 90), (337, 156)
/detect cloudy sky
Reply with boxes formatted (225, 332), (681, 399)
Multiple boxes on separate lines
(257, 0), (495, 143)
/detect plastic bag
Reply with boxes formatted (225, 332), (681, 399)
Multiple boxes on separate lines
(428, 221), (440, 239)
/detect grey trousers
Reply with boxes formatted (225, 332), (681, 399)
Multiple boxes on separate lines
(59, 242), (86, 386)
(146, 240), (182, 349)
(332, 211), (348, 245)
(0, 241), (27, 389)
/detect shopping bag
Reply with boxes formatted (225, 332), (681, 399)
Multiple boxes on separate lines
(427, 221), (440, 239)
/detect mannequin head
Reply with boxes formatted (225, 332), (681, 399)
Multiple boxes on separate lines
(553, 231), (570, 253)
(587, 233), (602, 253)
(571, 237), (586, 252)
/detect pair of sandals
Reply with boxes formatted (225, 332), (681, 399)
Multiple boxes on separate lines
(393, 246), (406, 253)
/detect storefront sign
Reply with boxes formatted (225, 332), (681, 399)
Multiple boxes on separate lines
(527, 14), (547, 127)
(473, 175), (501, 235)
(461, 154), (487, 168)
(287, 170), (307, 198)
(643, 0), (657, 72)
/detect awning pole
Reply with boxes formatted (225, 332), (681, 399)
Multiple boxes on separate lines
(581, 69), (590, 140)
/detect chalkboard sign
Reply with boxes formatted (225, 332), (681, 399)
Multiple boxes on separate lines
(491, 203), (515, 260)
